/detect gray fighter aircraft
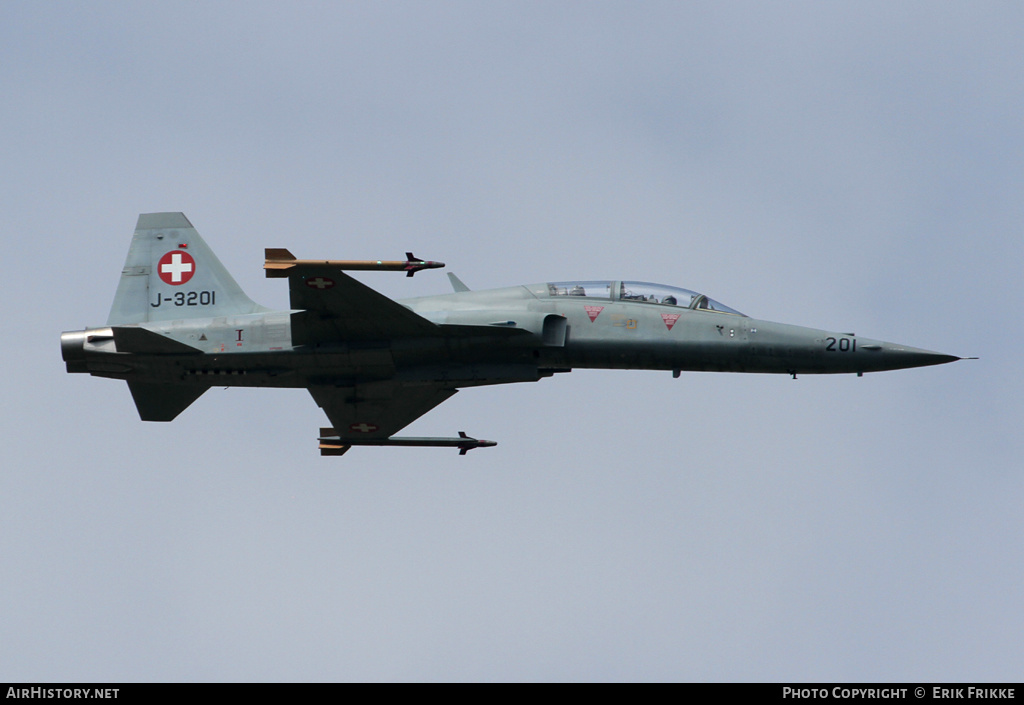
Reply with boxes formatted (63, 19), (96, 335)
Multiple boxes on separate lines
(61, 213), (965, 455)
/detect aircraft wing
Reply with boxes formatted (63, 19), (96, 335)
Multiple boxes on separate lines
(286, 267), (440, 346)
(308, 381), (457, 441)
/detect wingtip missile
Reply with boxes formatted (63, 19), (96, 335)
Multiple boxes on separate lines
(403, 252), (445, 277)
(265, 249), (445, 278)
(318, 429), (496, 456)
(457, 430), (497, 454)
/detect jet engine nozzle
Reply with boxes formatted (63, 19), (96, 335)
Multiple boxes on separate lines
(60, 328), (115, 373)
(60, 330), (88, 372)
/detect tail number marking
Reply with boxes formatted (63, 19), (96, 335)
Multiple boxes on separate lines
(151, 291), (217, 308)
(825, 336), (856, 352)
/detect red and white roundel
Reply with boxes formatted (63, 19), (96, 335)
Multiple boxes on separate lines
(158, 250), (196, 286)
(305, 276), (335, 290)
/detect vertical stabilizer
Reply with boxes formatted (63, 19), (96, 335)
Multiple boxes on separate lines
(107, 212), (269, 324)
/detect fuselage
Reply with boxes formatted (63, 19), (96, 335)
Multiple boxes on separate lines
(404, 280), (957, 377)
(59, 212), (965, 447)
(62, 279), (959, 391)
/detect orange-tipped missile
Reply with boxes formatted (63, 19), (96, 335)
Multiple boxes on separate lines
(264, 248), (445, 278)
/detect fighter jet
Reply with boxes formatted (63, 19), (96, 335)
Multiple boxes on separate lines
(60, 213), (965, 455)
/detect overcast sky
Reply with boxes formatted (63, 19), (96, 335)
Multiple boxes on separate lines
(2, 1), (1021, 682)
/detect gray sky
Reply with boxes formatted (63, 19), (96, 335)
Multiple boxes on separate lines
(2, 1), (1020, 681)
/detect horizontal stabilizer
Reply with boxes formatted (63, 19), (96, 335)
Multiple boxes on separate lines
(318, 428), (496, 456)
(127, 381), (207, 421)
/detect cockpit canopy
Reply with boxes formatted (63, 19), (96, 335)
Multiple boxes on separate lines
(538, 280), (745, 316)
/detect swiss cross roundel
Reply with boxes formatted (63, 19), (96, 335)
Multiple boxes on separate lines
(158, 250), (196, 286)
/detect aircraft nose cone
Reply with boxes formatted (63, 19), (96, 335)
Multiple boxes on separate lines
(862, 341), (963, 371)
(903, 349), (961, 368)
